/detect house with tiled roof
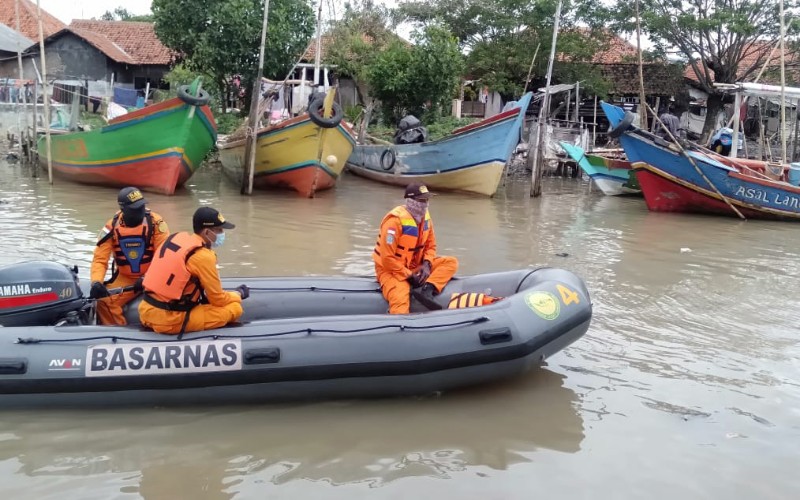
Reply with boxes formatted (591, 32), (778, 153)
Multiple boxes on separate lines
(0, 19), (176, 106)
(0, 0), (65, 41)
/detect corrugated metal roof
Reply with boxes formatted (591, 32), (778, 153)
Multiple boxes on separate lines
(0, 22), (33, 53)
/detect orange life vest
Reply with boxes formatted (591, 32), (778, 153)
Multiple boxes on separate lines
(448, 292), (502, 309)
(141, 232), (205, 311)
(373, 206), (432, 269)
(97, 210), (156, 278)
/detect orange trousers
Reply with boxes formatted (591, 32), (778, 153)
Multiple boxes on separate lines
(138, 295), (244, 335)
(95, 274), (140, 326)
(376, 256), (458, 314)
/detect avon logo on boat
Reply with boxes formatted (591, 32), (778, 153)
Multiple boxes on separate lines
(735, 186), (800, 208)
(48, 358), (82, 371)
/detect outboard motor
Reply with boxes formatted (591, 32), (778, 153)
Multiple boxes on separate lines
(0, 261), (91, 327)
(394, 115), (428, 145)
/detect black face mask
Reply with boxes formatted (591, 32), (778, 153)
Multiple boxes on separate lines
(121, 206), (146, 227)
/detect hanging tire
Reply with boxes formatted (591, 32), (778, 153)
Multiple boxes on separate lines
(380, 148), (396, 171)
(608, 111), (635, 138)
(308, 97), (343, 128)
(177, 85), (211, 106)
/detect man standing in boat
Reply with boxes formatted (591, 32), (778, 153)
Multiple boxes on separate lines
(373, 183), (459, 313)
(138, 207), (249, 334)
(90, 187), (170, 325)
(657, 102), (683, 140)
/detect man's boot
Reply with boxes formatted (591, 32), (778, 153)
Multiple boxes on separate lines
(411, 283), (442, 310)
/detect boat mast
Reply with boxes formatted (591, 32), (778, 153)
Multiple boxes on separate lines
(35, 0), (52, 184)
(779, 0), (787, 163)
(241, 0), (272, 195)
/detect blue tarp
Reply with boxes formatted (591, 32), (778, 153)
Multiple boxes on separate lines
(113, 87), (139, 107)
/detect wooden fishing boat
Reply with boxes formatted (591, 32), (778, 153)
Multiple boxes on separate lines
(560, 142), (640, 196)
(217, 89), (356, 198)
(346, 93), (533, 197)
(602, 100), (800, 220)
(36, 79), (216, 195)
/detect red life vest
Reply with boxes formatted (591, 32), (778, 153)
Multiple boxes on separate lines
(141, 232), (205, 311)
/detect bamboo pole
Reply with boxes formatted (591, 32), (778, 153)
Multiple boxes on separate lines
(241, 0), (272, 195)
(779, 0), (787, 163)
(313, 0), (324, 88)
(15, 0), (27, 155)
(36, 0), (52, 184)
(522, 44), (541, 94)
(530, 0), (563, 197)
(592, 95), (597, 148)
(634, 0), (647, 128)
(646, 102), (745, 219)
(731, 91), (741, 158)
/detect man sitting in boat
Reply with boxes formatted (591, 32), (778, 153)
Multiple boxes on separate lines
(90, 187), (170, 325)
(138, 207), (249, 334)
(373, 183), (458, 313)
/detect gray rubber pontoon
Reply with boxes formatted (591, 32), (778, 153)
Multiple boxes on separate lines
(0, 262), (592, 408)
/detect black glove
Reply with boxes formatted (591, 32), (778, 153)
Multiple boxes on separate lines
(235, 284), (250, 300)
(90, 281), (109, 299)
(408, 261), (432, 287)
(133, 277), (144, 293)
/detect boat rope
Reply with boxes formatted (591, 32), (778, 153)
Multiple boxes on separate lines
(15, 317), (490, 345)
(245, 286), (381, 293)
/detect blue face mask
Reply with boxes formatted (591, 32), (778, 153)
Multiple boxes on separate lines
(211, 231), (226, 249)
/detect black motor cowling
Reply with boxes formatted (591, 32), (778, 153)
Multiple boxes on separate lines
(0, 261), (90, 327)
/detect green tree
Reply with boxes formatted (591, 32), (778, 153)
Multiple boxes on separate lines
(398, 0), (617, 99)
(152, 0), (315, 111)
(610, 0), (800, 139)
(367, 25), (465, 122)
(325, 0), (397, 105)
(100, 6), (154, 21)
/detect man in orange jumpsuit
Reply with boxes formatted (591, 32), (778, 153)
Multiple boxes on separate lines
(138, 206), (249, 335)
(90, 187), (170, 325)
(373, 183), (459, 314)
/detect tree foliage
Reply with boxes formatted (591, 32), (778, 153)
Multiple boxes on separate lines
(100, 7), (154, 21)
(152, 0), (315, 110)
(609, 0), (800, 138)
(325, 0), (397, 103)
(366, 25), (465, 123)
(397, 0), (619, 98)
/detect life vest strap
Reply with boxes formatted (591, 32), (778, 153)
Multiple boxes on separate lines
(143, 293), (198, 312)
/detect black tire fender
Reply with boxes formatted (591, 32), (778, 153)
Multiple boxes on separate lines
(177, 85), (211, 106)
(608, 111), (635, 138)
(308, 97), (343, 128)
(380, 148), (396, 171)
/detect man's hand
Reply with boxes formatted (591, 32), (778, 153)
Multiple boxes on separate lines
(235, 284), (250, 300)
(408, 260), (432, 287)
(89, 281), (109, 299)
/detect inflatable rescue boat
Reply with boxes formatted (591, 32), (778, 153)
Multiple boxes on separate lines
(0, 261), (592, 407)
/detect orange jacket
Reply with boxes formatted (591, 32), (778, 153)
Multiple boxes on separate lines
(91, 210), (169, 283)
(142, 232), (241, 315)
(372, 205), (436, 278)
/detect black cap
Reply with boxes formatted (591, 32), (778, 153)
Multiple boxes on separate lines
(193, 206), (235, 233)
(404, 183), (435, 200)
(118, 187), (147, 209)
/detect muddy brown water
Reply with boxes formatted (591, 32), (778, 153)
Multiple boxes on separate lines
(0, 160), (798, 498)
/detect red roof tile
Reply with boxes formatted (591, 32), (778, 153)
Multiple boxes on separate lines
(0, 0), (66, 41)
(684, 41), (800, 85)
(69, 20), (174, 66)
(559, 29), (642, 65)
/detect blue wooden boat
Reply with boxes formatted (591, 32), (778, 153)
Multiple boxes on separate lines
(560, 142), (640, 196)
(346, 93), (533, 196)
(601, 101), (800, 220)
